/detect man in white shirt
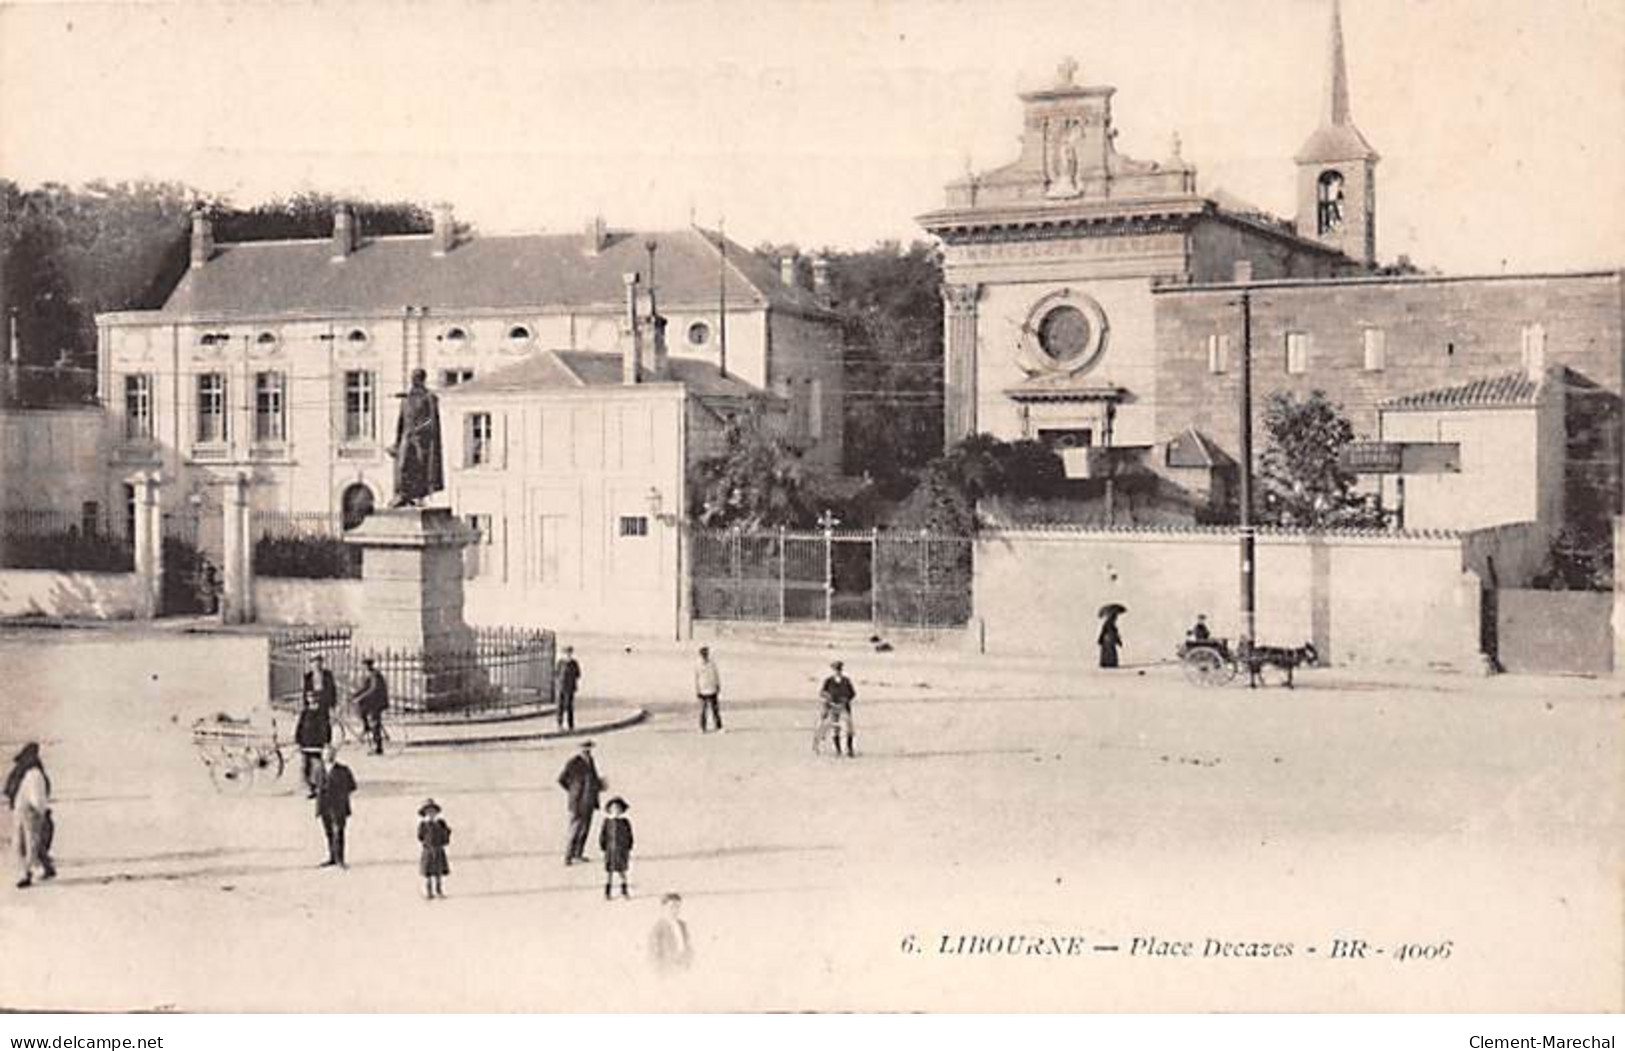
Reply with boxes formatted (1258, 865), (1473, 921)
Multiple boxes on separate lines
(695, 647), (723, 733)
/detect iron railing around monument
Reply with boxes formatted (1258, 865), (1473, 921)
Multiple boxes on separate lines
(268, 625), (556, 719)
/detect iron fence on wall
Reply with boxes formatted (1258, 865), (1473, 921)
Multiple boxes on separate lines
(0, 506), (134, 572)
(689, 528), (973, 629)
(252, 511), (362, 579)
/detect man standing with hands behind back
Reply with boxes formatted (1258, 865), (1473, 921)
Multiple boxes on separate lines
(557, 740), (604, 865)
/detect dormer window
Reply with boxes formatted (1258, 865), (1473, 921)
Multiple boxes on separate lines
(1317, 170), (1345, 235)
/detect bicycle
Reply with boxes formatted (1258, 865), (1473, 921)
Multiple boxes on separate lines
(331, 702), (406, 756)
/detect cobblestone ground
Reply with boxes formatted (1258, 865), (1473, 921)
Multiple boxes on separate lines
(0, 626), (1619, 1012)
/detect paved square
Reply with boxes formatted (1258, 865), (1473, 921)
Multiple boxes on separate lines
(1, 627), (1619, 1011)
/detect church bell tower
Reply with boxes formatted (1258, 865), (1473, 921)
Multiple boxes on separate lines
(1294, 0), (1379, 267)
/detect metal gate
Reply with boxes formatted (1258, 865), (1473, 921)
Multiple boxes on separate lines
(690, 528), (971, 628)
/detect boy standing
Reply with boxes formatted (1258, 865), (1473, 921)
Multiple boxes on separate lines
(599, 796), (634, 899)
(818, 660), (856, 758)
(695, 647), (723, 733)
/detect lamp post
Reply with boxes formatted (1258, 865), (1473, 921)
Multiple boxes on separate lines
(1238, 289), (1257, 649)
(647, 485), (686, 641)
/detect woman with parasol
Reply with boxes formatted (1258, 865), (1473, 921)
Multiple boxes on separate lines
(6, 742), (55, 888)
(1097, 604), (1126, 669)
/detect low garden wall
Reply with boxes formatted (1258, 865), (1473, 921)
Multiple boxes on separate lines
(253, 578), (364, 626)
(0, 569), (144, 620)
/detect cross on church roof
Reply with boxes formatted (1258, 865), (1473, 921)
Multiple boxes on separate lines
(1057, 56), (1079, 87)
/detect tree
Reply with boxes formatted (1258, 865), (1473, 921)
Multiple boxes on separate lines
(1257, 390), (1386, 528)
(825, 241), (943, 492)
(689, 410), (813, 529)
(892, 433), (1066, 533)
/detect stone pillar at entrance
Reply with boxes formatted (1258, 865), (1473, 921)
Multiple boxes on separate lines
(220, 471), (254, 625)
(129, 472), (163, 619)
(1613, 515), (1625, 676)
(343, 507), (482, 709)
(942, 283), (982, 448)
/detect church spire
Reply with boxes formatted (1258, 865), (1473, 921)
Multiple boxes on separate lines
(1326, 0), (1351, 126)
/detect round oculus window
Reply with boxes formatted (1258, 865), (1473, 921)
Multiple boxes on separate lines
(1037, 306), (1092, 364)
(1018, 290), (1110, 376)
(687, 321), (711, 346)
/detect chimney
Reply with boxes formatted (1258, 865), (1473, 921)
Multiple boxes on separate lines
(331, 205), (354, 261)
(1232, 260), (1254, 283)
(779, 255), (798, 288)
(585, 216), (609, 255)
(622, 272), (641, 385)
(189, 209), (213, 269)
(431, 203), (455, 256)
(1524, 324), (1547, 384)
(811, 255), (831, 300)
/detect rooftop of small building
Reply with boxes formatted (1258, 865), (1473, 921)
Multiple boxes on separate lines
(1378, 368), (1566, 412)
(443, 349), (773, 402)
(135, 223), (832, 322)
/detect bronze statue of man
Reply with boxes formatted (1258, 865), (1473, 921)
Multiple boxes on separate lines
(388, 368), (444, 507)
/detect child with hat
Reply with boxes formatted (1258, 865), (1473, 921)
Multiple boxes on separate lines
(598, 796), (634, 900)
(417, 799), (452, 900)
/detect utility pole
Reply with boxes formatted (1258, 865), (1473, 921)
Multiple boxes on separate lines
(1238, 289), (1257, 648)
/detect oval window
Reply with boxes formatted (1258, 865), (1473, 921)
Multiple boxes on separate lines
(687, 321), (711, 346)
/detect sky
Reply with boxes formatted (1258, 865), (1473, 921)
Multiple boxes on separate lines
(1, 0), (1621, 274)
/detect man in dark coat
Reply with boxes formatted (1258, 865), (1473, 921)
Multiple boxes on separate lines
(557, 740), (604, 865)
(555, 646), (581, 731)
(294, 694), (332, 798)
(351, 657), (389, 755)
(315, 746), (357, 868)
(388, 368), (444, 507)
(303, 655), (338, 715)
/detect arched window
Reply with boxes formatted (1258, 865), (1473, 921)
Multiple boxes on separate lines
(1317, 171), (1346, 235)
(443, 326), (469, 344)
(507, 324), (532, 342)
(255, 331), (278, 345)
(346, 328), (369, 344)
(341, 483), (375, 531)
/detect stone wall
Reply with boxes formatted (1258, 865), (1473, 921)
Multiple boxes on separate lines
(0, 569), (143, 620)
(974, 526), (1482, 669)
(1152, 270), (1624, 534)
(1496, 589), (1613, 675)
(254, 578), (363, 626)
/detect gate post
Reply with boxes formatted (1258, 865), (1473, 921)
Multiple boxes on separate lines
(220, 470), (254, 624)
(129, 471), (162, 619)
(823, 526), (833, 623)
(778, 527), (786, 623)
(870, 528), (879, 626)
(1613, 515), (1625, 676)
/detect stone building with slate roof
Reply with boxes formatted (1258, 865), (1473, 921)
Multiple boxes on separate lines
(437, 346), (783, 637)
(94, 207), (843, 542)
(921, 0), (1623, 540)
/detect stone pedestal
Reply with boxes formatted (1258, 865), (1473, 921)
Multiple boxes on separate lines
(344, 507), (483, 709)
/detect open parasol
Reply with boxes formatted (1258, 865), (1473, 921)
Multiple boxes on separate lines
(1098, 603), (1128, 619)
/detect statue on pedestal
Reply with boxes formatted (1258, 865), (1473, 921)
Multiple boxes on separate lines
(388, 368), (444, 508)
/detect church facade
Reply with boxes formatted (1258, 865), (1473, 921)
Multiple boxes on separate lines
(919, 2), (1622, 541)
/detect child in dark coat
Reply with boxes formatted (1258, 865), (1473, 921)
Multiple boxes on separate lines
(417, 799), (451, 900)
(599, 796), (633, 900)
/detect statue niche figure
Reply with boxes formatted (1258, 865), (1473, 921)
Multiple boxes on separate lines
(388, 368), (445, 508)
